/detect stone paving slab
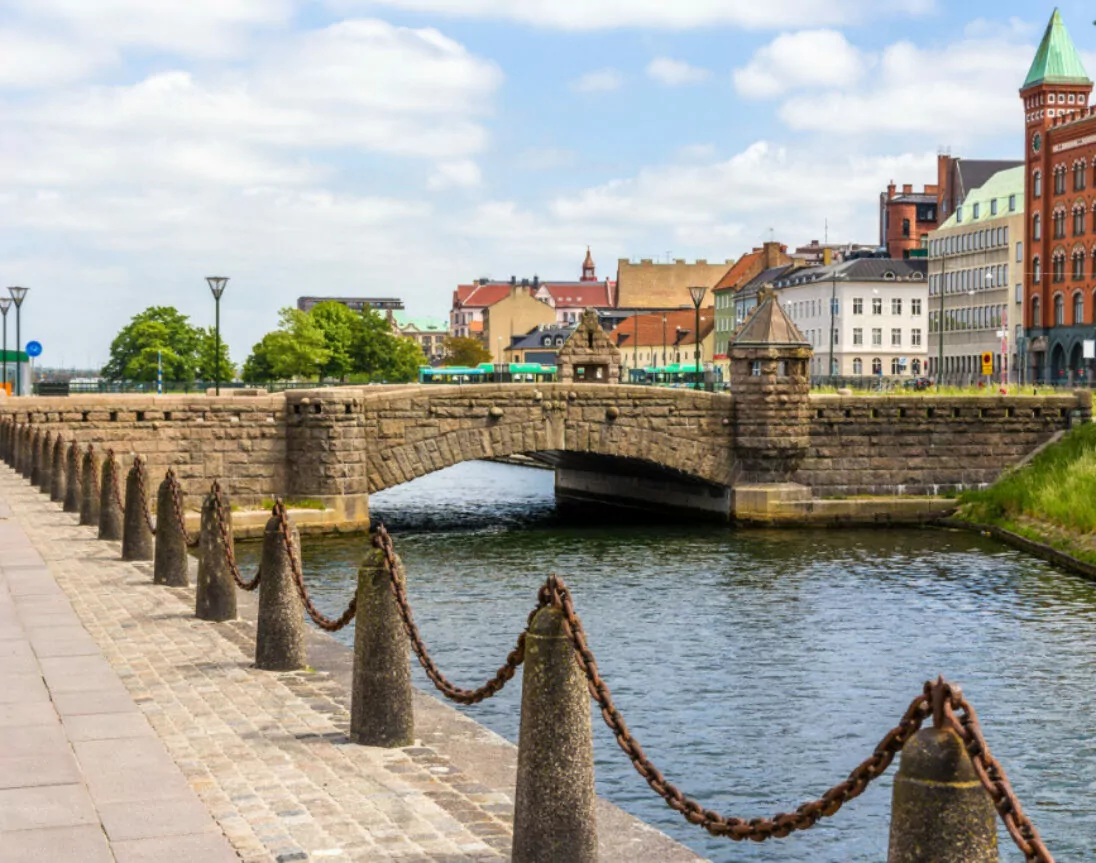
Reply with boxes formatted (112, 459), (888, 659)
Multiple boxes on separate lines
(0, 463), (705, 863)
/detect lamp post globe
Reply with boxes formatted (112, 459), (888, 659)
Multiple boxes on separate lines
(688, 286), (707, 391)
(206, 277), (229, 396)
(7, 287), (29, 396)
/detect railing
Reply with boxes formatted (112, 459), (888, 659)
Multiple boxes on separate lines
(0, 414), (1056, 862)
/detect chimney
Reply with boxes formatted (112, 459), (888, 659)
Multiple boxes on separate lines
(902, 183), (913, 194)
(887, 181), (896, 198)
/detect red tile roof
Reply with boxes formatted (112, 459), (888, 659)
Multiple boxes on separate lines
(540, 281), (612, 308)
(713, 250), (762, 291)
(610, 308), (715, 348)
(454, 283), (512, 309)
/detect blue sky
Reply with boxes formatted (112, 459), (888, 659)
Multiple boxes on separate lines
(0, 0), (1092, 369)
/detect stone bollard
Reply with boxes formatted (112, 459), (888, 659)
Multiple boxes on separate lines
(512, 605), (598, 863)
(21, 427), (33, 478)
(28, 429), (40, 483)
(255, 511), (307, 671)
(195, 489), (237, 622)
(121, 458), (154, 562)
(49, 436), (66, 502)
(14, 426), (23, 474)
(887, 727), (997, 862)
(98, 454), (124, 542)
(349, 545), (414, 747)
(153, 475), (190, 587)
(37, 432), (53, 495)
(79, 447), (100, 527)
(63, 443), (81, 513)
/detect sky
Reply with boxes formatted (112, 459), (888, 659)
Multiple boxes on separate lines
(1, 0), (1094, 370)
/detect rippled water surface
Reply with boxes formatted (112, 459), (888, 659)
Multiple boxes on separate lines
(236, 462), (1096, 861)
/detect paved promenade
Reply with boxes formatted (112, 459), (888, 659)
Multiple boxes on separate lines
(0, 465), (699, 862)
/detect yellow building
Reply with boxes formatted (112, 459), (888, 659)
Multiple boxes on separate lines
(615, 258), (734, 309)
(481, 283), (557, 362)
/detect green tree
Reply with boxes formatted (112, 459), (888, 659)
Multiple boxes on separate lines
(102, 307), (201, 382)
(373, 335), (425, 383)
(196, 326), (237, 382)
(309, 301), (358, 381)
(265, 308), (331, 381)
(241, 335), (276, 383)
(441, 336), (491, 367)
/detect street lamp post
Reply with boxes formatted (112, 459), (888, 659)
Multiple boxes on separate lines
(688, 286), (707, 391)
(0, 298), (10, 394)
(661, 315), (667, 368)
(7, 287), (29, 396)
(206, 277), (228, 396)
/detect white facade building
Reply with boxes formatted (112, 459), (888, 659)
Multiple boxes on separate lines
(772, 258), (929, 379)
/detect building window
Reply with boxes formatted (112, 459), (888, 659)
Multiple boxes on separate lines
(871, 327), (882, 346)
(891, 298), (902, 315)
(911, 298), (922, 316)
(911, 328), (922, 347)
(853, 358), (863, 375)
(751, 360), (761, 376)
(1053, 210), (1066, 239)
(957, 207), (963, 223)
(853, 328), (863, 345)
(1055, 166), (1067, 195)
(1033, 213), (1041, 241)
(1009, 194), (1017, 211)
(1076, 162), (1087, 191)
(1033, 171), (1042, 199)
(1033, 256), (1041, 283)
(891, 358), (902, 375)
(1017, 241), (1023, 262)
(830, 298), (839, 315)
(872, 297), (882, 315)
(991, 199), (998, 216)
(891, 327), (901, 346)
(1075, 250), (1087, 280)
(1075, 208), (1086, 236)
(853, 297), (863, 315)
(1032, 295), (1041, 326)
(902, 218), (910, 238)
(1075, 291), (1085, 324)
(872, 357), (882, 375)
(1054, 293), (1065, 325)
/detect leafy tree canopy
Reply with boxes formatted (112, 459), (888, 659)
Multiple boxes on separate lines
(102, 307), (208, 382)
(196, 326), (238, 383)
(441, 336), (492, 367)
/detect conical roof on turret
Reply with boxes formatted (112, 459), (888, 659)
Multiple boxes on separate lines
(731, 285), (809, 347)
(1023, 9), (1090, 89)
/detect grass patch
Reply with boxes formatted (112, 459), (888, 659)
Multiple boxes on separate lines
(956, 423), (1096, 533)
(260, 497), (327, 511)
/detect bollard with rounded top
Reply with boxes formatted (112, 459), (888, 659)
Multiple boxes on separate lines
(98, 454), (124, 542)
(49, 436), (65, 502)
(14, 426), (23, 474)
(512, 605), (598, 863)
(79, 447), (100, 527)
(153, 475), (189, 587)
(37, 431), (53, 495)
(887, 726), (998, 862)
(255, 509), (307, 671)
(121, 458), (154, 561)
(349, 544), (414, 747)
(195, 488), (237, 622)
(29, 429), (41, 483)
(21, 427), (32, 478)
(63, 443), (81, 513)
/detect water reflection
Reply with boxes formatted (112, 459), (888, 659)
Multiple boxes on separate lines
(236, 461), (1096, 861)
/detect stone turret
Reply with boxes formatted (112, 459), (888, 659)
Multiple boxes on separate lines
(557, 308), (621, 384)
(730, 285), (812, 483)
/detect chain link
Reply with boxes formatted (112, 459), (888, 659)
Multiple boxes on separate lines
(104, 449), (126, 514)
(209, 481), (261, 591)
(372, 524), (546, 705)
(132, 457), (156, 535)
(166, 469), (200, 547)
(273, 499), (357, 632)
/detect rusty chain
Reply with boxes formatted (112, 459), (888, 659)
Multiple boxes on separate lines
(132, 457), (156, 535)
(209, 481), (261, 591)
(272, 498), (357, 632)
(166, 469), (200, 548)
(372, 524), (547, 705)
(105, 449), (126, 514)
(932, 678), (1053, 862)
(371, 526), (1053, 856)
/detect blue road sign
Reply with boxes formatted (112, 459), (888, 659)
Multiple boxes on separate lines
(25, 341), (42, 358)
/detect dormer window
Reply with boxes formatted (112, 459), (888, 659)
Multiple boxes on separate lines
(882, 271), (896, 281)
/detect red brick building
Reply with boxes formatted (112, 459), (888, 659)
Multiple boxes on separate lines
(879, 181), (939, 259)
(1021, 10), (1096, 383)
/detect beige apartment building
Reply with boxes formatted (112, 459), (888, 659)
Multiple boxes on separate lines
(481, 283), (557, 362)
(926, 166), (1026, 384)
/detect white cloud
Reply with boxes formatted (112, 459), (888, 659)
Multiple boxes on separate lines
(676, 143), (717, 160)
(0, 29), (117, 88)
(331, 0), (931, 30)
(778, 34), (1035, 139)
(733, 30), (866, 98)
(428, 160), (483, 189)
(646, 57), (709, 86)
(572, 68), (623, 93)
(11, 0), (293, 56)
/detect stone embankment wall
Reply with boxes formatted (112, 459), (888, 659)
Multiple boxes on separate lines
(797, 393), (1090, 496)
(0, 395), (287, 504)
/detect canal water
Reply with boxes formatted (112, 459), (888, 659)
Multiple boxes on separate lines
(236, 462), (1096, 861)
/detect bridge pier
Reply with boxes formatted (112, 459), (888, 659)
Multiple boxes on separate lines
(554, 466), (732, 521)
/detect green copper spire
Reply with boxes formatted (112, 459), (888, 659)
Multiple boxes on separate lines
(1023, 9), (1091, 89)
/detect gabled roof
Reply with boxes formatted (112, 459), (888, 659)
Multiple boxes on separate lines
(938, 166), (1025, 231)
(537, 281), (613, 308)
(610, 308), (714, 348)
(732, 287), (808, 348)
(954, 160), (1023, 202)
(1024, 9), (1091, 89)
(456, 283), (512, 309)
(507, 325), (575, 350)
(713, 250), (762, 293)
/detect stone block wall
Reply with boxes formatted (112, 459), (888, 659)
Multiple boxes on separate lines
(0, 394), (287, 506)
(796, 392), (1090, 496)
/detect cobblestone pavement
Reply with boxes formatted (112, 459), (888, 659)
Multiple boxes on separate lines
(0, 466), (513, 862)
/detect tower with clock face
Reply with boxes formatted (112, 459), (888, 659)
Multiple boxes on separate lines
(1019, 10), (1092, 378)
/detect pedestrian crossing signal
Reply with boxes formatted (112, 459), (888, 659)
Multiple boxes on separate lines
(981, 352), (993, 375)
